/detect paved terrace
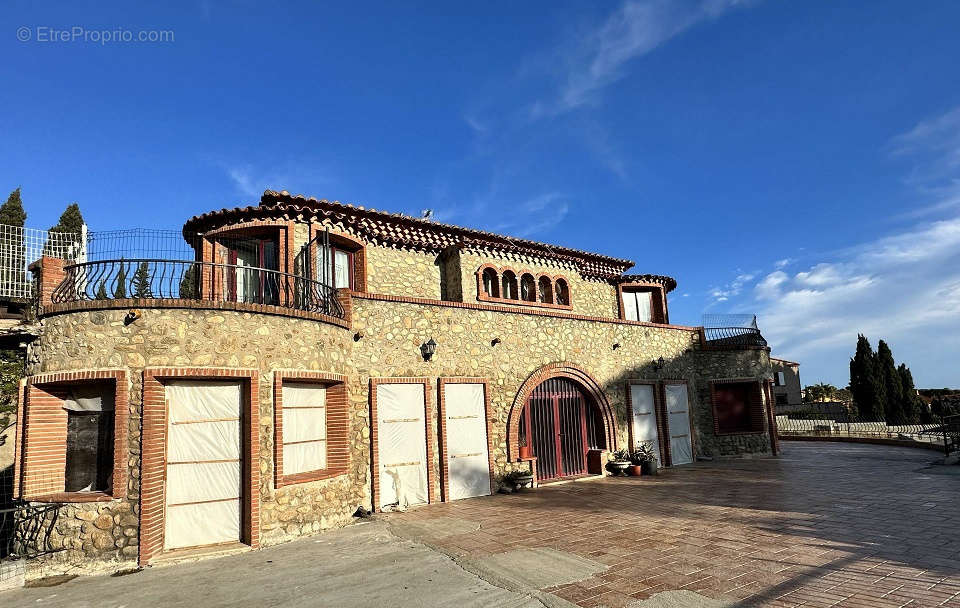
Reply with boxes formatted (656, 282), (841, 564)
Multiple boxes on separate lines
(4, 442), (959, 607)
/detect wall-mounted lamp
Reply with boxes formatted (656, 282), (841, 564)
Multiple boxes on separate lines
(420, 338), (437, 362)
(354, 331), (364, 342)
(124, 309), (142, 326)
(653, 356), (665, 371)
(491, 337), (502, 346)
(612, 342), (621, 350)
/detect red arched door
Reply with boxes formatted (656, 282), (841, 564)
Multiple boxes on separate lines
(520, 378), (604, 480)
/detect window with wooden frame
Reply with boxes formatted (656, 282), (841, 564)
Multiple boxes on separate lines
(618, 284), (667, 324)
(501, 270), (518, 300)
(520, 273), (536, 302)
(555, 278), (569, 306)
(221, 233), (281, 305)
(273, 373), (349, 487)
(18, 372), (127, 501)
(711, 381), (766, 435)
(537, 276), (553, 304)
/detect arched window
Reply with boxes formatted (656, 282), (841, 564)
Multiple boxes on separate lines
(538, 276), (553, 304)
(482, 267), (500, 298)
(555, 279), (569, 306)
(520, 273), (536, 302)
(502, 270), (519, 300)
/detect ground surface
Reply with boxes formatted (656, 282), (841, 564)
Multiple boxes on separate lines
(3, 442), (959, 607)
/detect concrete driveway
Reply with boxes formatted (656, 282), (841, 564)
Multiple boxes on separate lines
(3, 442), (959, 607)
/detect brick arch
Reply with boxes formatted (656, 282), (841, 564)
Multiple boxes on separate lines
(507, 362), (617, 462)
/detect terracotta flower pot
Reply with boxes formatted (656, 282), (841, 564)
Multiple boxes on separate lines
(628, 465), (643, 477)
(518, 446), (532, 460)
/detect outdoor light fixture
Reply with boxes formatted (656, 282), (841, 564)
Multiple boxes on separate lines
(653, 356), (665, 371)
(491, 337), (502, 346)
(612, 342), (621, 350)
(124, 309), (142, 326)
(354, 331), (364, 342)
(420, 338), (437, 361)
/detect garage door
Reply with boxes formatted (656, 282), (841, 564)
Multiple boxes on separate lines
(665, 383), (693, 466)
(443, 383), (491, 500)
(164, 380), (242, 550)
(629, 384), (660, 458)
(376, 383), (428, 509)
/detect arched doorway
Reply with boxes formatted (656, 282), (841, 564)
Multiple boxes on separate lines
(518, 377), (608, 480)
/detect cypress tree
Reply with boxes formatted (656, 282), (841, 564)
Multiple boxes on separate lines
(849, 335), (884, 421)
(49, 203), (85, 234)
(95, 281), (108, 300)
(0, 187), (27, 298)
(179, 264), (199, 299)
(877, 340), (903, 424)
(897, 364), (922, 423)
(114, 263), (128, 299)
(0, 187), (27, 226)
(44, 202), (86, 257)
(132, 261), (152, 298)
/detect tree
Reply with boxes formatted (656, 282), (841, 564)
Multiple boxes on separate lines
(44, 202), (86, 258)
(877, 340), (904, 424)
(94, 281), (108, 300)
(0, 349), (23, 435)
(849, 335), (885, 421)
(114, 263), (128, 299)
(806, 383), (838, 402)
(0, 187), (27, 299)
(0, 187), (27, 226)
(179, 264), (199, 299)
(132, 261), (152, 298)
(897, 364), (924, 423)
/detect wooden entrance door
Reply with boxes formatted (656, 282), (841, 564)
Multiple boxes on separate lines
(523, 378), (589, 480)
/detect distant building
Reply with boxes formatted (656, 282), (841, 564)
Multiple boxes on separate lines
(770, 358), (802, 409)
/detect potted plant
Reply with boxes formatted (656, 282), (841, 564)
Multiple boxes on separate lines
(518, 436), (532, 460)
(503, 469), (534, 490)
(606, 449), (631, 476)
(635, 442), (659, 476)
(627, 449), (644, 477)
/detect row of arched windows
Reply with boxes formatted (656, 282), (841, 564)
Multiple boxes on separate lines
(480, 266), (570, 307)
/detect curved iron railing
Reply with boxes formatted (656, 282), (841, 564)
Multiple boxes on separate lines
(51, 259), (345, 319)
(702, 326), (768, 348)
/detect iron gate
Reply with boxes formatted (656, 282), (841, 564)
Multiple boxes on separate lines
(522, 378), (592, 480)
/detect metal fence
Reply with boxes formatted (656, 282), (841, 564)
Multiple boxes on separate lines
(776, 414), (957, 454)
(53, 258), (345, 318)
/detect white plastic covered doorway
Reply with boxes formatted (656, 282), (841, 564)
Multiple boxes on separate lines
(665, 383), (693, 465)
(442, 383), (491, 500)
(376, 383), (428, 509)
(630, 384), (660, 457)
(164, 380), (242, 550)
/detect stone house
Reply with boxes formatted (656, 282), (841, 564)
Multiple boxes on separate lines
(11, 190), (778, 574)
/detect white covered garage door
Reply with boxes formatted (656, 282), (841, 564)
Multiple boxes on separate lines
(665, 383), (693, 466)
(443, 383), (491, 501)
(164, 380), (242, 550)
(630, 384), (660, 457)
(376, 383), (428, 509)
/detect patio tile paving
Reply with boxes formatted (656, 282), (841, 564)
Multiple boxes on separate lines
(388, 442), (960, 607)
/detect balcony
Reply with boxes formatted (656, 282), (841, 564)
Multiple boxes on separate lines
(50, 258), (345, 320)
(701, 314), (768, 350)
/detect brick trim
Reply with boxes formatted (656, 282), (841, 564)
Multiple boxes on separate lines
(39, 298), (350, 328)
(709, 379), (768, 436)
(437, 377), (496, 502)
(273, 370), (350, 488)
(506, 363), (617, 462)
(474, 264), (574, 311)
(368, 377), (436, 512)
(624, 380), (667, 466)
(352, 291), (700, 332)
(140, 367), (260, 566)
(19, 369), (129, 502)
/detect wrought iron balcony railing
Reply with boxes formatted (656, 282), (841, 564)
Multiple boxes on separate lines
(702, 326), (768, 348)
(51, 258), (345, 319)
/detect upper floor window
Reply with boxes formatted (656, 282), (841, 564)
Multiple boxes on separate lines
(318, 245), (354, 290)
(775, 371), (785, 386)
(475, 265), (572, 310)
(520, 274), (536, 302)
(223, 236), (280, 305)
(621, 289), (653, 322)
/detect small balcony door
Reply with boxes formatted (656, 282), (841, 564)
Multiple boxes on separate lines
(227, 238), (278, 305)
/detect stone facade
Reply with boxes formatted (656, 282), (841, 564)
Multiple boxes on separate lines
(13, 192), (777, 576)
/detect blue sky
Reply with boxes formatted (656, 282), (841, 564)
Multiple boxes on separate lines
(3, 1), (960, 387)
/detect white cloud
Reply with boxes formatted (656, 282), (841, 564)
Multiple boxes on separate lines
(535, 0), (752, 117)
(774, 258), (792, 269)
(708, 271), (756, 304)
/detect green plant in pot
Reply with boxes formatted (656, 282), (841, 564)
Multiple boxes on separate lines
(606, 449), (632, 476)
(634, 442), (659, 476)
